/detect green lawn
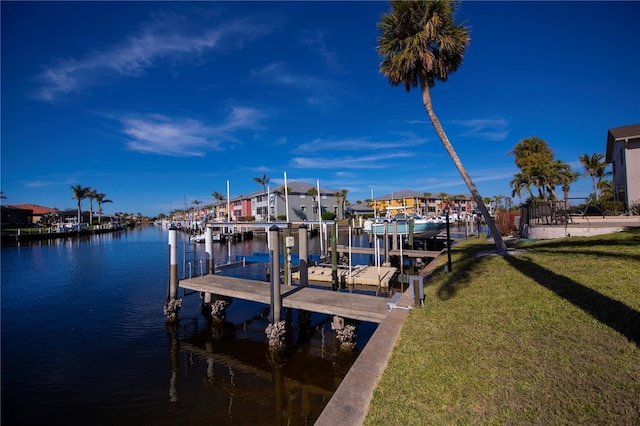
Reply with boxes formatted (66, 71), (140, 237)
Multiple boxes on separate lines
(365, 229), (640, 425)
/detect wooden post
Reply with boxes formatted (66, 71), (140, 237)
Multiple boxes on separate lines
(299, 224), (308, 287)
(203, 226), (213, 304)
(168, 226), (179, 301)
(331, 221), (338, 290)
(392, 219), (398, 251)
(269, 225), (281, 323)
(383, 220), (389, 265)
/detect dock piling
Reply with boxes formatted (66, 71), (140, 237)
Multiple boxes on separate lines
(299, 224), (308, 287)
(168, 226), (178, 301)
(269, 225), (282, 323)
(203, 226), (214, 305)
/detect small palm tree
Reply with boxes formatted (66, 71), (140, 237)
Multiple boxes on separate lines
(579, 153), (608, 202)
(378, 0), (506, 252)
(253, 173), (270, 193)
(86, 188), (97, 225)
(71, 184), (89, 227)
(307, 187), (318, 220)
(335, 189), (348, 220)
(95, 193), (113, 224)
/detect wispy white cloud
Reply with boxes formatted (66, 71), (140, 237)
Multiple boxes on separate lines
(121, 106), (265, 157)
(291, 152), (413, 169)
(24, 179), (75, 188)
(450, 118), (510, 141)
(300, 30), (343, 73)
(293, 136), (427, 154)
(34, 11), (272, 101)
(249, 61), (327, 91)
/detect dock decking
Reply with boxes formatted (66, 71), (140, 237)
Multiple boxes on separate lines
(179, 274), (391, 323)
(292, 264), (397, 288)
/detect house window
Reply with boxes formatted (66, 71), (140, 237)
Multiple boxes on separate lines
(617, 184), (626, 203)
(300, 205), (306, 212)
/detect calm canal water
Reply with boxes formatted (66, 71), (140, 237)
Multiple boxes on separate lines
(1, 225), (381, 425)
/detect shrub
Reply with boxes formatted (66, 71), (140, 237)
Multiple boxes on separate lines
(599, 200), (625, 215)
(495, 211), (517, 236)
(322, 212), (337, 220)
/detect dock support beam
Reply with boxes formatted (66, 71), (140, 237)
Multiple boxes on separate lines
(299, 224), (309, 287)
(164, 226), (182, 322)
(383, 221), (389, 266)
(331, 222), (338, 290)
(392, 219), (398, 251)
(269, 225), (282, 323)
(203, 226), (214, 305)
(168, 226), (178, 300)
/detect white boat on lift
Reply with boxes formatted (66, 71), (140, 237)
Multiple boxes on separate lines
(363, 211), (446, 237)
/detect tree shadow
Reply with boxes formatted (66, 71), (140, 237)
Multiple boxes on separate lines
(431, 244), (488, 301)
(503, 254), (640, 346)
(530, 248), (640, 262)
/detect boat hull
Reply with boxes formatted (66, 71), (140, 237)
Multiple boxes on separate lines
(364, 220), (446, 237)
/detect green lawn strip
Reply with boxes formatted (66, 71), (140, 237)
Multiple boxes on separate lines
(365, 229), (640, 425)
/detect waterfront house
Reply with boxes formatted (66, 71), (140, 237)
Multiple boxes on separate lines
(256, 181), (339, 222)
(606, 124), (640, 209)
(372, 190), (475, 219)
(7, 204), (60, 225)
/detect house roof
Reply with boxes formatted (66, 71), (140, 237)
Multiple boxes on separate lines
(8, 204), (59, 215)
(376, 189), (425, 201)
(606, 123), (640, 162)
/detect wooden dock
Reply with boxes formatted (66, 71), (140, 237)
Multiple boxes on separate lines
(291, 264), (397, 288)
(179, 274), (391, 323)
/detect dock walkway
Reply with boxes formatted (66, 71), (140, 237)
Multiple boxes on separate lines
(292, 264), (397, 288)
(179, 274), (390, 323)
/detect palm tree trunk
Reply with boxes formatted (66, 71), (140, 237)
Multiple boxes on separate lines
(421, 81), (507, 253)
(591, 174), (599, 202)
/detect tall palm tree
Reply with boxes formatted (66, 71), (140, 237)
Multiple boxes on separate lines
(253, 173), (271, 193)
(377, 0), (506, 252)
(579, 153), (607, 202)
(95, 193), (113, 224)
(335, 189), (349, 220)
(511, 137), (554, 171)
(509, 172), (533, 204)
(70, 184), (89, 227)
(86, 188), (97, 225)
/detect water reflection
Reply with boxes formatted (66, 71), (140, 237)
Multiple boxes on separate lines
(171, 305), (361, 424)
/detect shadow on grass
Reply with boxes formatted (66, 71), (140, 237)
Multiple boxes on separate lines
(432, 244), (488, 301)
(504, 254), (640, 346)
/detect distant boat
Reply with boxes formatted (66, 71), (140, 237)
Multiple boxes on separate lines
(189, 233), (223, 243)
(363, 213), (446, 237)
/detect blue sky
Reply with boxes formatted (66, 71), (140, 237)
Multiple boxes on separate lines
(2, 1), (638, 217)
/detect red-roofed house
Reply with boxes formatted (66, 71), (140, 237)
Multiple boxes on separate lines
(7, 204), (60, 225)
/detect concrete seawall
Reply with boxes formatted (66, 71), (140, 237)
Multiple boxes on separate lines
(523, 216), (640, 240)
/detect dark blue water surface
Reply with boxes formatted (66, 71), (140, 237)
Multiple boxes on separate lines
(1, 225), (380, 425)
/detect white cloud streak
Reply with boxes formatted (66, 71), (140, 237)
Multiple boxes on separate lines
(451, 118), (510, 141)
(293, 136), (427, 154)
(291, 152), (413, 169)
(35, 11), (271, 101)
(121, 106), (264, 157)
